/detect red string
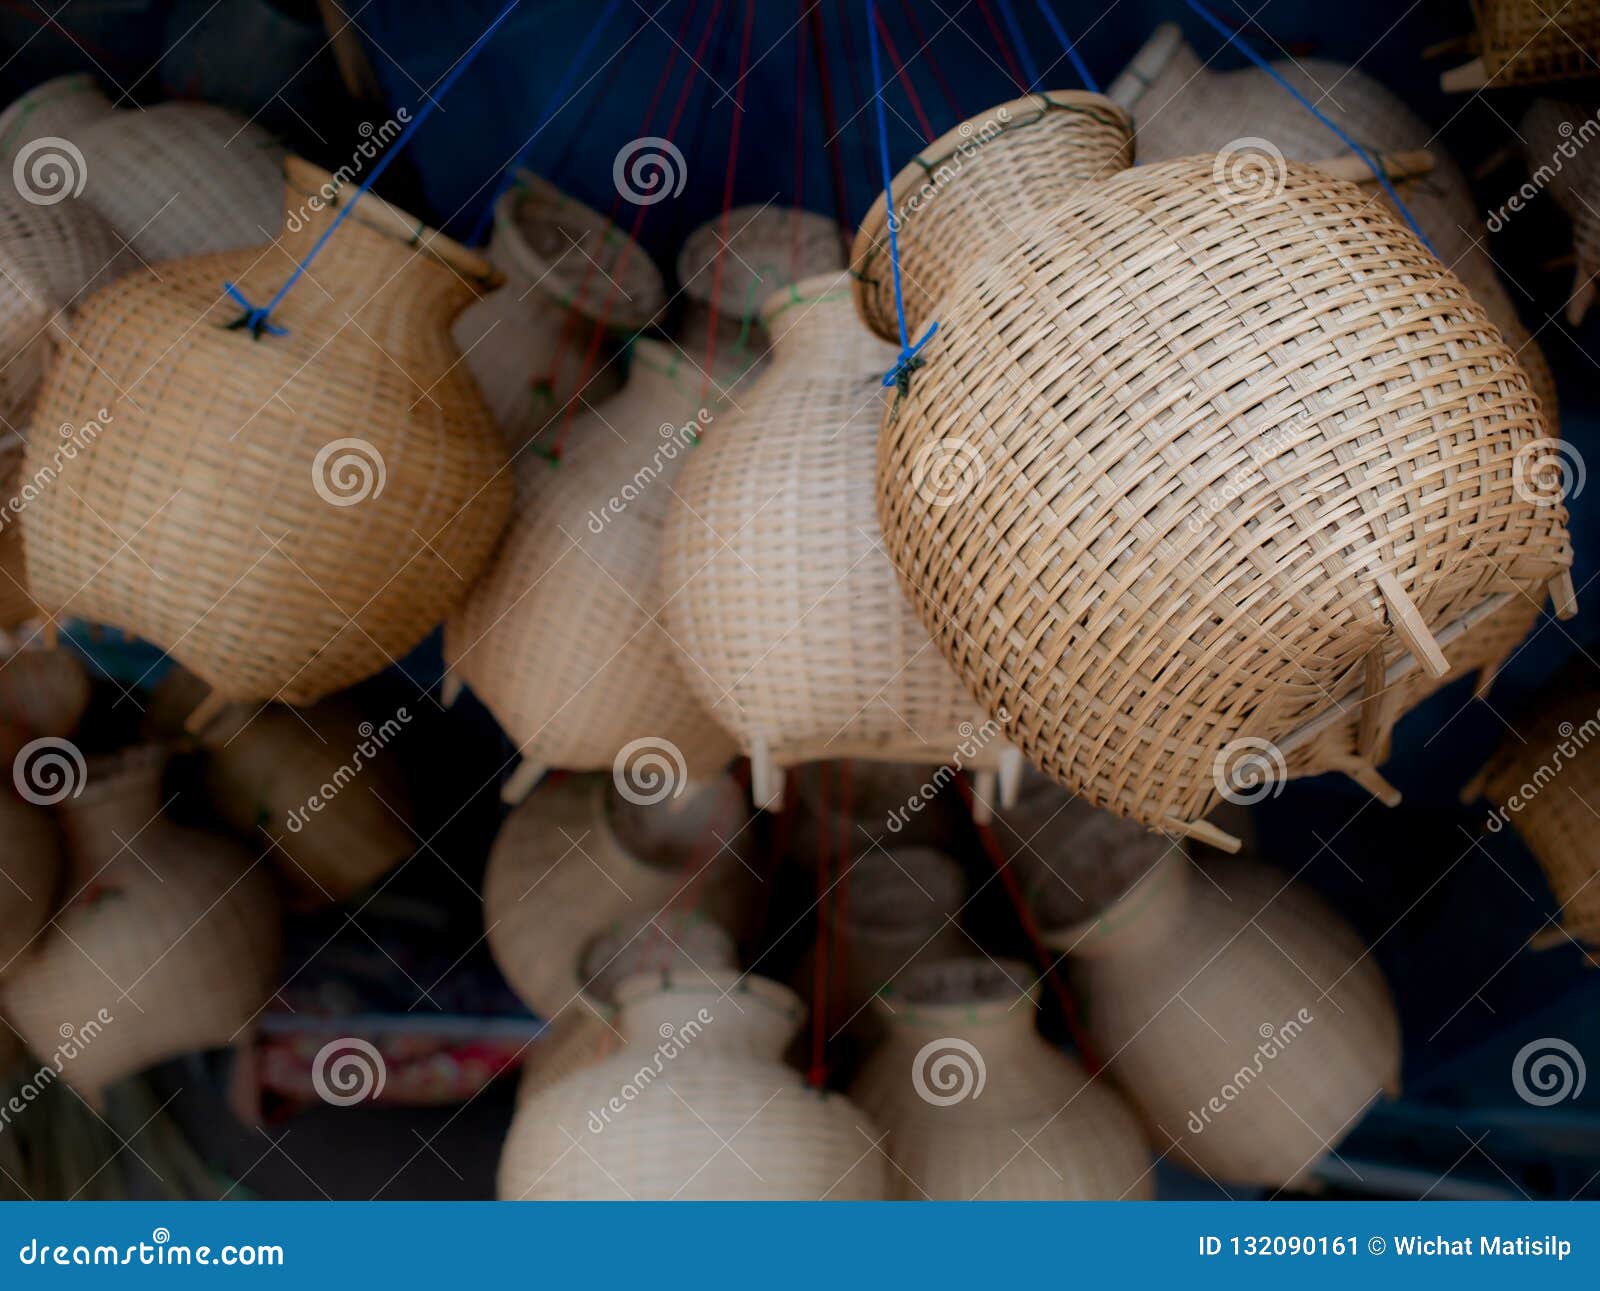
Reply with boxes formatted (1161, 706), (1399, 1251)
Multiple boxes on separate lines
(805, 0), (854, 260)
(974, 0), (1028, 91)
(831, 761), (852, 1051)
(874, 7), (936, 142)
(897, 0), (964, 120)
(701, 0), (759, 393)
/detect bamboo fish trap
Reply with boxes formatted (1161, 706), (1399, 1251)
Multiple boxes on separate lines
(1441, 0), (1600, 90)
(1522, 99), (1600, 326)
(0, 74), (113, 165)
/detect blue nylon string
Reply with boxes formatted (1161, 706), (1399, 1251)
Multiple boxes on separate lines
(226, 0), (527, 337)
(865, 0), (937, 389)
(1034, 0), (1099, 94)
(1181, 0), (1437, 255)
(995, 0), (1041, 89)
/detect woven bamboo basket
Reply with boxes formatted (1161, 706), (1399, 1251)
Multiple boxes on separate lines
(1040, 852), (1399, 1188)
(490, 170), (666, 332)
(445, 339), (737, 803)
(498, 971), (888, 1200)
(0, 74), (113, 165)
(0, 747), (281, 1105)
(677, 205), (846, 319)
(483, 772), (759, 1020)
(1442, 0), (1600, 90)
(77, 102), (284, 262)
(861, 94), (1575, 845)
(1109, 22), (1561, 421)
(0, 791), (62, 974)
(1523, 100), (1600, 325)
(1476, 676), (1600, 947)
(149, 668), (413, 907)
(0, 190), (138, 426)
(848, 959), (1151, 1200)
(451, 286), (622, 451)
(24, 157), (511, 720)
(674, 303), (770, 380)
(661, 275), (1024, 811)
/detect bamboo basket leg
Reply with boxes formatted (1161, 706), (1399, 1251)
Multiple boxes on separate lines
(1376, 573), (1449, 678)
(997, 746), (1025, 810)
(440, 669), (463, 706)
(1551, 572), (1579, 621)
(1334, 757), (1402, 808)
(1163, 816), (1243, 854)
(970, 769), (997, 825)
(749, 739), (782, 811)
(1440, 57), (1489, 92)
(182, 688), (228, 735)
(501, 758), (546, 806)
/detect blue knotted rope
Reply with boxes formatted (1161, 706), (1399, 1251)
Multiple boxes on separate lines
(1034, 0), (1100, 94)
(865, 0), (937, 393)
(1182, 0), (1437, 255)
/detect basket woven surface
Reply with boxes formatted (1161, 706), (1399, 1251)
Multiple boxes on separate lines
(676, 204), (845, 318)
(1474, 0), (1600, 85)
(0, 74), (114, 165)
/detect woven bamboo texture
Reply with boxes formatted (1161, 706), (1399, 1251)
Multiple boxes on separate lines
(1523, 99), (1600, 325)
(483, 772), (758, 1020)
(77, 102), (284, 262)
(498, 972), (888, 1200)
(661, 276), (1022, 808)
(1481, 676), (1600, 945)
(1043, 854), (1400, 1188)
(851, 91), (1135, 343)
(871, 113), (1574, 838)
(677, 205), (846, 319)
(0, 74), (113, 165)
(849, 959), (1152, 1200)
(1462, 0), (1600, 87)
(0, 792), (61, 973)
(25, 157), (511, 712)
(445, 339), (736, 796)
(0, 748), (281, 1105)
(1108, 22), (1560, 422)
(451, 286), (622, 451)
(490, 170), (665, 332)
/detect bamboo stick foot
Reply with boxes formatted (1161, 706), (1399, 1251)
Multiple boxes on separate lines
(749, 741), (782, 811)
(500, 757), (545, 805)
(1376, 573), (1449, 678)
(1163, 816), (1242, 854)
(1440, 57), (1488, 92)
(970, 769), (997, 825)
(440, 670), (463, 706)
(996, 746), (1025, 810)
(1338, 759), (1402, 808)
(183, 688), (228, 735)
(1551, 570), (1578, 621)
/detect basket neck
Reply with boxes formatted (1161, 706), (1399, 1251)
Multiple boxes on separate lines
(59, 751), (167, 880)
(614, 973), (803, 1057)
(1046, 850), (1192, 961)
(873, 959), (1040, 1051)
(760, 276), (895, 376)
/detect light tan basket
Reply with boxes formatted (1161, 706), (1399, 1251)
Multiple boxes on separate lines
(1109, 22), (1560, 422)
(451, 286), (622, 451)
(661, 275), (1024, 810)
(0, 74), (114, 165)
(77, 102), (284, 262)
(445, 338), (736, 803)
(25, 157), (511, 720)
(861, 95), (1574, 844)
(0, 747), (281, 1105)
(1523, 100), (1600, 325)
(0, 647), (89, 752)
(848, 958), (1152, 1199)
(490, 170), (665, 332)
(498, 971), (888, 1200)
(1041, 852), (1400, 1188)
(1443, 0), (1600, 90)
(676, 205), (846, 319)
(0, 791), (62, 974)
(674, 302), (770, 381)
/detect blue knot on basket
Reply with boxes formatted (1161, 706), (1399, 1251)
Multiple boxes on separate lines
(222, 282), (287, 340)
(883, 321), (939, 394)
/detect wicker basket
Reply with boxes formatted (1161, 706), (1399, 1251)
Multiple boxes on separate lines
(661, 275), (1024, 810)
(1109, 22), (1560, 422)
(863, 95), (1574, 843)
(25, 156), (511, 719)
(0, 747), (281, 1105)
(676, 205), (846, 320)
(1523, 100), (1600, 325)
(0, 791), (62, 974)
(498, 971), (888, 1200)
(848, 959), (1152, 1199)
(489, 170), (665, 332)
(77, 102), (284, 262)
(1040, 852), (1399, 1188)
(674, 303), (770, 381)
(451, 286), (623, 451)
(0, 74), (114, 165)
(1443, 0), (1600, 90)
